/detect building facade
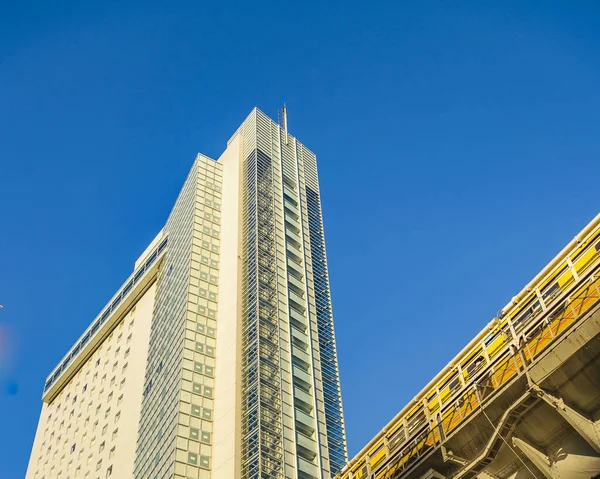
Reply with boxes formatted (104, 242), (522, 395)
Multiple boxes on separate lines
(26, 108), (347, 479)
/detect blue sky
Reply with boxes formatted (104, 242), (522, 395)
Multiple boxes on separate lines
(2, 0), (600, 475)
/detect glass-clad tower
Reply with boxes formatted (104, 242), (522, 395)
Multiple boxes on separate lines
(25, 108), (347, 479)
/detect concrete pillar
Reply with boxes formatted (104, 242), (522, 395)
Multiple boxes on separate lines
(512, 437), (554, 479)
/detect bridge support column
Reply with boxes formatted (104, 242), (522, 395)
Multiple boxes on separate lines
(512, 437), (554, 479)
(530, 385), (600, 453)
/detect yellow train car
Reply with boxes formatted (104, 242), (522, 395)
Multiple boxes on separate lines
(337, 215), (600, 479)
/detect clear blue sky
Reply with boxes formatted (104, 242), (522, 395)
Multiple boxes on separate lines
(2, 1), (600, 475)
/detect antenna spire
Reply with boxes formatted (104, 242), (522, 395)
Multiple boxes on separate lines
(278, 103), (289, 145)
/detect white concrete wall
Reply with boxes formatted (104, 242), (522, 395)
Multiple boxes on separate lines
(25, 281), (156, 479)
(212, 134), (243, 479)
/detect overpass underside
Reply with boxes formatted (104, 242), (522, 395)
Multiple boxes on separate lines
(400, 305), (600, 479)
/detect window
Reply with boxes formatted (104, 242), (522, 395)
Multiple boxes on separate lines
(109, 446), (115, 459)
(102, 424), (107, 435)
(96, 459), (102, 471)
(202, 408), (212, 420)
(120, 379), (126, 390)
(199, 455), (210, 468)
(112, 429), (118, 440)
(191, 405), (201, 417)
(115, 411), (121, 423)
(193, 383), (202, 394)
(188, 452), (198, 465)
(201, 431), (211, 443)
(70, 443), (76, 453)
(204, 386), (213, 398)
(190, 428), (199, 440)
(195, 343), (204, 353)
(117, 394), (123, 406)
(106, 465), (113, 477)
(99, 441), (105, 453)
(193, 362), (203, 373)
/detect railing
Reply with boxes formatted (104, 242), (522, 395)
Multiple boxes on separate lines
(339, 231), (600, 479)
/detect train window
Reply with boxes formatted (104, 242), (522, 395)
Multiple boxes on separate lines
(449, 377), (461, 395)
(512, 300), (541, 331)
(407, 408), (426, 434)
(465, 356), (486, 376)
(541, 281), (559, 299)
(387, 425), (406, 452)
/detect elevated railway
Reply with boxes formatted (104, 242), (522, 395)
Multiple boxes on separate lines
(339, 215), (600, 479)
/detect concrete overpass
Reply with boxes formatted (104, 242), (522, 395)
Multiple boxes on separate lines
(338, 218), (600, 479)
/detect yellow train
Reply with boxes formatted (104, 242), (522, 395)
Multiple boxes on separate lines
(338, 214), (600, 479)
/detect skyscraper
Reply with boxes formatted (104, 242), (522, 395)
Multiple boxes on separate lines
(26, 108), (348, 479)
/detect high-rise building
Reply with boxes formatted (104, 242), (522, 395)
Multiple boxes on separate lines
(26, 108), (348, 479)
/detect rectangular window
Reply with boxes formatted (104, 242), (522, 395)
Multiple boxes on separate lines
(188, 452), (198, 465)
(190, 428), (199, 440)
